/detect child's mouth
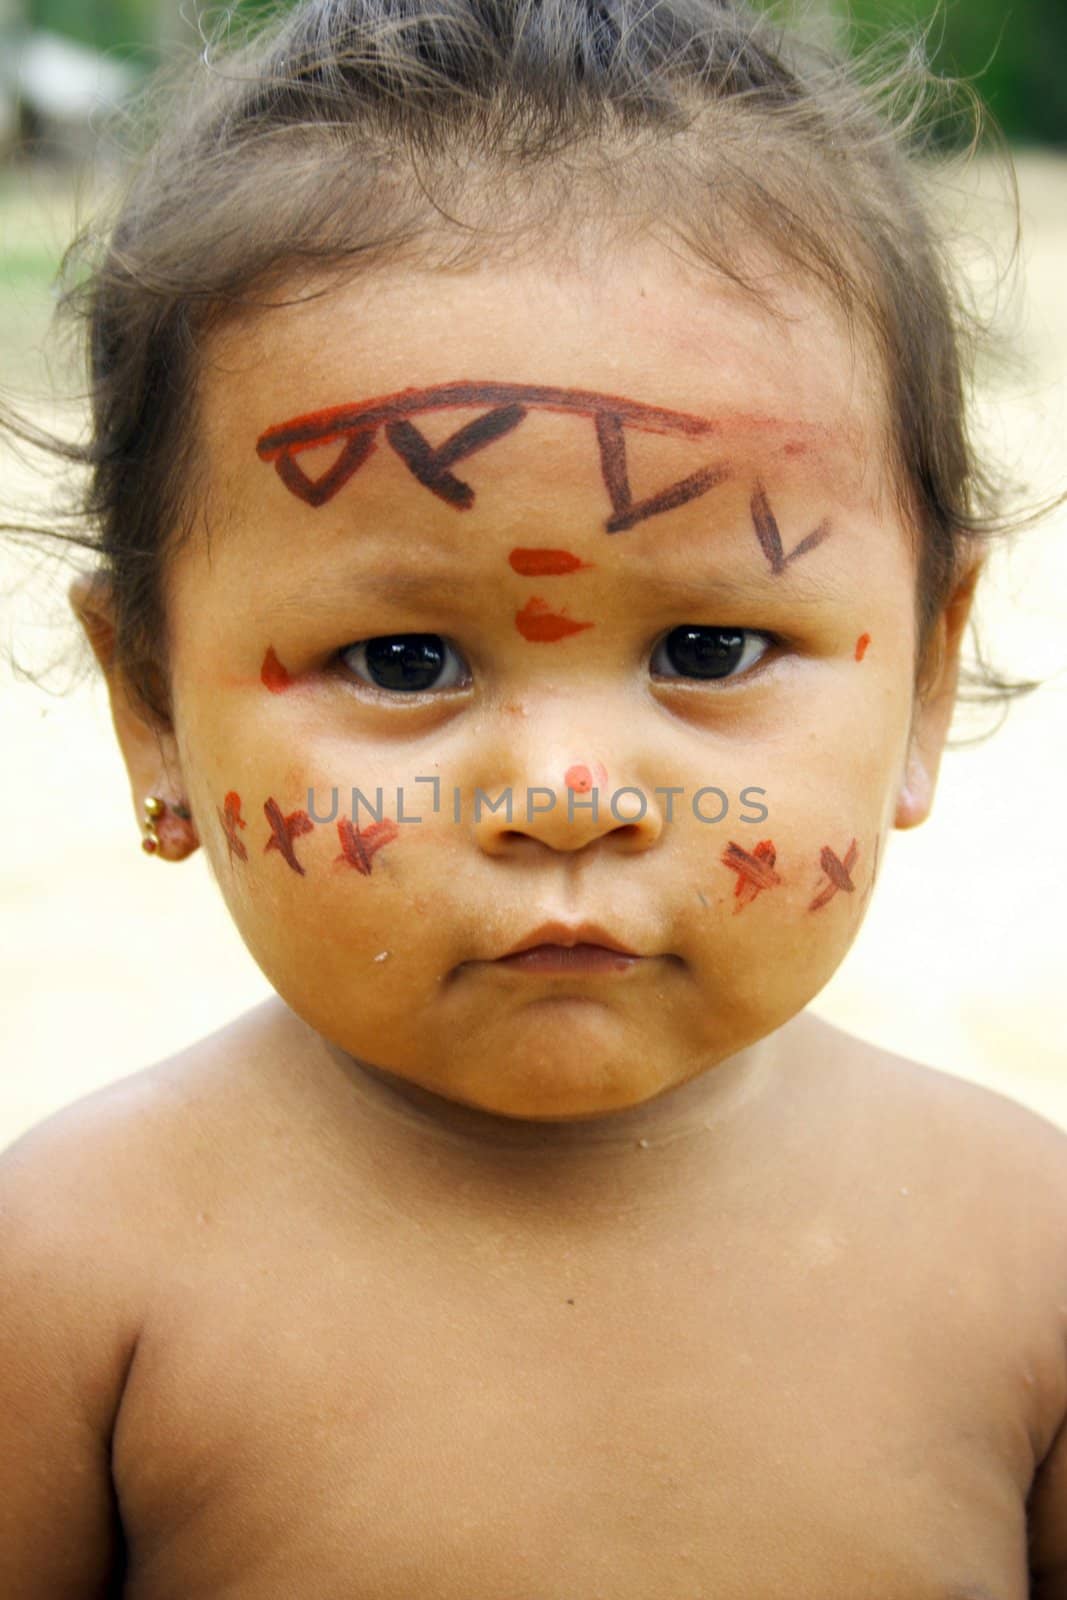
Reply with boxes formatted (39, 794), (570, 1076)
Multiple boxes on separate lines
(492, 943), (644, 974)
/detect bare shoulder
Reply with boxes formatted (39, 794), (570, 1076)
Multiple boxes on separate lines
(791, 1011), (1067, 1339)
(803, 1016), (1067, 1387)
(0, 1000), (305, 1594)
(795, 1009), (1067, 1200)
(1, 995), (304, 1223)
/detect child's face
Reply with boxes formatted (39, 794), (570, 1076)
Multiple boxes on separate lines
(98, 244), (972, 1126)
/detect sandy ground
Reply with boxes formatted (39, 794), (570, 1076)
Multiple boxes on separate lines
(1, 151), (1065, 1152)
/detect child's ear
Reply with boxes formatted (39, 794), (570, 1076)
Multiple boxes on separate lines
(68, 571), (200, 861)
(893, 560), (982, 831)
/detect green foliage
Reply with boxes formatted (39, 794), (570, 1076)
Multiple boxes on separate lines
(809, 0), (1066, 144)
(22, 0), (1067, 143)
(24, 0), (155, 63)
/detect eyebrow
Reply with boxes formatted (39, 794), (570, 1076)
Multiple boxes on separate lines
(606, 564), (850, 610)
(269, 558), (848, 622)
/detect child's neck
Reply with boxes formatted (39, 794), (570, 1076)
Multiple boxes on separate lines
(255, 1000), (835, 1245)
(327, 1035), (780, 1155)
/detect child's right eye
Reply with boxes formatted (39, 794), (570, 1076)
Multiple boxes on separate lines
(338, 634), (471, 694)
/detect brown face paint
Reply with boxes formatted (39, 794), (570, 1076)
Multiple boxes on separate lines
(515, 596), (595, 642)
(594, 410), (731, 534)
(750, 480), (830, 575)
(855, 633), (871, 662)
(218, 791), (249, 864)
(263, 798), (315, 876)
(275, 429), (379, 508)
(721, 840), (781, 912)
(261, 645), (295, 692)
(335, 817), (399, 875)
(508, 548), (593, 576)
(256, 382), (826, 530)
(808, 838), (859, 912)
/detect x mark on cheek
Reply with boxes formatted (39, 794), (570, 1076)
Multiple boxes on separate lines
(216, 792), (401, 876)
(808, 838), (859, 912)
(721, 839), (782, 911)
(218, 791), (249, 863)
(264, 797), (315, 875)
(335, 817), (399, 875)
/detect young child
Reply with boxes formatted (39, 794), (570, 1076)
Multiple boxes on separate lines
(2, 1), (1066, 1594)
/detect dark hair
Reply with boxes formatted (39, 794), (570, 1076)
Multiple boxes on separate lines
(1, 0), (1053, 733)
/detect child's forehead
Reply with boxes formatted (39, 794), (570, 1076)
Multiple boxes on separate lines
(188, 250), (900, 588)
(201, 249), (887, 463)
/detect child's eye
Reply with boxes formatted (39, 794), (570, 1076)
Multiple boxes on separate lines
(338, 634), (471, 693)
(650, 626), (775, 682)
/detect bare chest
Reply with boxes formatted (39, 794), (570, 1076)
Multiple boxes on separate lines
(112, 1208), (1038, 1600)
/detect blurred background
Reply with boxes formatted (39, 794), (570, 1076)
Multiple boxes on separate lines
(1, 0), (1065, 1151)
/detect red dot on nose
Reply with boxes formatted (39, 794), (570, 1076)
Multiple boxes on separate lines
(564, 764), (593, 793)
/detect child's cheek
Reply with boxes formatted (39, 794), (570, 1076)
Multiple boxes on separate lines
(192, 773), (468, 1032)
(675, 801), (883, 1044)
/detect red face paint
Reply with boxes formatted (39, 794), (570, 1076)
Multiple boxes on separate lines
(809, 838), (859, 912)
(263, 798), (315, 876)
(855, 633), (871, 662)
(261, 645), (295, 692)
(721, 840), (781, 912)
(515, 596), (595, 642)
(508, 547), (593, 576)
(335, 817), (399, 875)
(563, 761), (609, 793)
(218, 791), (249, 864)
(257, 381), (825, 532)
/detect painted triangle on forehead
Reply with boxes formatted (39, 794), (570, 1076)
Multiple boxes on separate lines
(254, 379), (802, 527)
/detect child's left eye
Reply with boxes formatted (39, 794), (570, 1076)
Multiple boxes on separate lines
(650, 626), (775, 682)
(337, 633), (471, 693)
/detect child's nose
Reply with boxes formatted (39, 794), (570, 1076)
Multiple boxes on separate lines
(470, 748), (665, 857)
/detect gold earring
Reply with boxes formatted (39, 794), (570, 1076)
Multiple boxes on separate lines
(141, 794), (165, 855)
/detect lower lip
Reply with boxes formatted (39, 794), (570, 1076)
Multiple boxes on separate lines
(493, 943), (643, 973)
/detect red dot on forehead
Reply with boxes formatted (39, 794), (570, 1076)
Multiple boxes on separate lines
(508, 547), (592, 576)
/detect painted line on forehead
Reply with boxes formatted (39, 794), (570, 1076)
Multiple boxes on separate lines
(275, 429), (378, 509)
(263, 797), (314, 876)
(255, 381), (825, 527)
(508, 547), (594, 576)
(335, 816), (398, 874)
(855, 632), (872, 662)
(808, 838), (859, 913)
(750, 480), (831, 575)
(721, 839), (781, 912)
(515, 596), (596, 642)
(261, 382), (739, 456)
